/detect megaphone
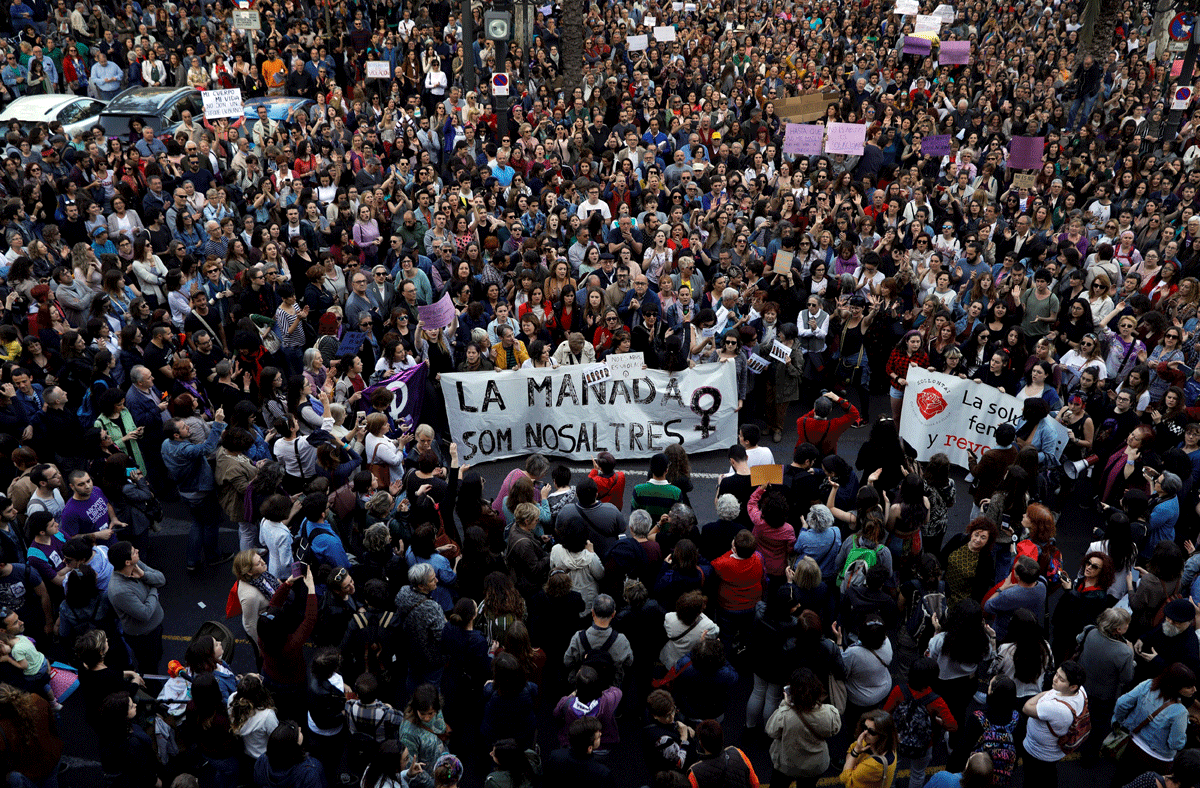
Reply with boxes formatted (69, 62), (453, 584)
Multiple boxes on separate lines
(1064, 454), (1098, 479)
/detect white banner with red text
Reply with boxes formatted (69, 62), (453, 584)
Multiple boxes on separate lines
(898, 367), (1068, 469)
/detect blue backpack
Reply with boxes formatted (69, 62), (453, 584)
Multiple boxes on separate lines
(77, 379), (109, 427)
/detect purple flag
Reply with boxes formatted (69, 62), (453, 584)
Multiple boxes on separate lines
(1008, 136), (1045, 170)
(940, 40), (971, 65)
(922, 135), (952, 156)
(362, 362), (428, 431)
(903, 36), (931, 55)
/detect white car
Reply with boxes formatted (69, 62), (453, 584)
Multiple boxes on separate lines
(0, 94), (108, 139)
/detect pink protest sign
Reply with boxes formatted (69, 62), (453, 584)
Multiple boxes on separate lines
(1007, 136), (1044, 170)
(824, 122), (866, 156)
(417, 292), (456, 330)
(783, 123), (824, 156)
(903, 36), (931, 55)
(940, 40), (971, 64)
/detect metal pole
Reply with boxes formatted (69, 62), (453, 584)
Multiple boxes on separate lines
(1164, 24), (1200, 142)
(497, 39), (510, 139)
(462, 0), (476, 93)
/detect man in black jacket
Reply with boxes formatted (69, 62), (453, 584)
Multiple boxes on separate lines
(1068, 54), (1104, 128)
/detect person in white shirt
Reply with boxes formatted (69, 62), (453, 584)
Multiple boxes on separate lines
(1021, 661), (1089, 784)
(25, 464), (66, 519)
(740, 425), (775, 467)
(577, 183), (612, 222)
(364, 412), (411, 485)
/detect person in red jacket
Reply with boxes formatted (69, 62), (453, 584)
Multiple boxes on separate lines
(882, 657), (958, 788)
(796, 391), (859, 458)
(588, 451), (626, 509)
(710, 530), (766, 646)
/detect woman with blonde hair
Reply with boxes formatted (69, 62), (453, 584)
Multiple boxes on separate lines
(231, 549), (282, 666)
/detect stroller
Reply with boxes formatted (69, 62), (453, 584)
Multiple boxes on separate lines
(152, 621), (238, 762)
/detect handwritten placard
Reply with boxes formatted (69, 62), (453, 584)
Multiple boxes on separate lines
(628, 34), (648, 51)
(785, 123), (824, 156)
(366, 61), (391, 78)
(894, 0), (919, 13)
(903, 36), (932, 55)
(769, 340), (793, 364)
(337, 330), (368, 356)
(201, 88), (244, 119)
(939, 40), (971, 65)
(914, 13), (942, 32)
(922, 134), (952, 156)
(1008, 136), (1045, 170)
(606, 351), (645, 380)
(774, 250), (794, 276)
(653, 25), (676, 41)
(644, 15), (656, 26)
(824, 122), (866, 156)
(417, 292), (456, 330)
(934, 3), (956, 22)
(747, 353), (769, 374)
(1012, 172), (1037, 190)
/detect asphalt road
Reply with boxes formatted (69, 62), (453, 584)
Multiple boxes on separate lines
(49, 394), (1117, 788)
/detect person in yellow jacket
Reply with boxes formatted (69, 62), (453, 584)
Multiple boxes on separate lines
(492, 325), (530, 370)
(840, 709), (898, 788)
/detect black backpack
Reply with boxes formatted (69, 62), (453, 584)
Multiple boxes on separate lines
(575, 627), (618, 687)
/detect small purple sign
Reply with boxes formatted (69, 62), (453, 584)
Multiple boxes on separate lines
(921, 135), (952, 156)
(903, 36), (932, 55)
(1008, 136), (1045, 170)
(940, 40), (971, 65)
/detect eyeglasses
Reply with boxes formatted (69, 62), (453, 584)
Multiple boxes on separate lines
(331, 567), (349, 585)
(606, 316), (619, 322)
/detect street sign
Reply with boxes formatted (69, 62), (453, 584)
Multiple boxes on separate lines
(1175, 85), (1194, 110)
(492, 73), (509, 96)
(232, 9), (261, 30)
(1170, 11), (1194, 40)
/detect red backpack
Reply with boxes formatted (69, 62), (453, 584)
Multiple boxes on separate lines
(1053, 695), (1091, 754)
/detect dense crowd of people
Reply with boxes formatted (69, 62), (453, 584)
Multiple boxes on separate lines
(2, 0), (1200, 787)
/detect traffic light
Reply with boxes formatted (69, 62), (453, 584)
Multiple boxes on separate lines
(483, 10), (512, 41)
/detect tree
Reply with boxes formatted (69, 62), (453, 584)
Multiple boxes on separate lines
(561, 0), (584, 102)
(1081, 0), (1119, 60)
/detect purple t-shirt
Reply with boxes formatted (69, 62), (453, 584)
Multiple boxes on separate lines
(60, 489), (114, 546)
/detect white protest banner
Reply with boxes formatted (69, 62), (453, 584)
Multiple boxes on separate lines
(747, 354), (769, 374)
(628, 34), (649, 51)
(416, 292), (456, 330)
(440, 363), (738, 462)
(899, 368), (1068, 469)
(933, 3), (955, 22)
(825, 122), (866, 155)
(606, 352), (645, 380)
(366, 61), (391, 78)
(894, 0), (918, 13)
(653, 25), (676, 41)
(202, 88), (244, 119)
(769, 340), (792, 364)
(914, 13), (941, 32)
(644, 15), (656, 26)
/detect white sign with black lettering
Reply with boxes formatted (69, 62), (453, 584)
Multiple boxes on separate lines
(202, 88), (244, 119)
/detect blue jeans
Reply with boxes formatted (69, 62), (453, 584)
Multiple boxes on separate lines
(745, 674), (783, 728)
(1069, 91), (1100, 128)
(185, 492), (221, 567)
(906, 746), (933, 788)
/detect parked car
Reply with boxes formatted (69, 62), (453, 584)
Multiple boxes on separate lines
(96, 87), (203, 138)
(0, 94), (108, 139)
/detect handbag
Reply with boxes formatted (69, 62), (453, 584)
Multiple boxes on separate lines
(260, 323), (281, 354)
(1100, 699), (1173, 761)
(368, 443), (391, 490)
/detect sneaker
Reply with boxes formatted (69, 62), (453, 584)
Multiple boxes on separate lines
(851, 419), (868, 429)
